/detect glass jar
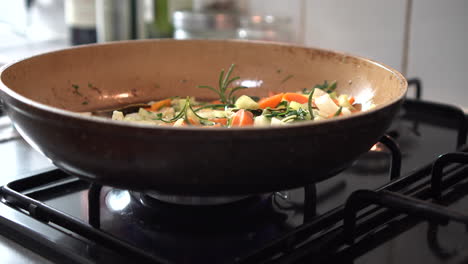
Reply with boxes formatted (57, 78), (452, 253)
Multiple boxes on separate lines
(237, 15), (294, 43)
(172, 10), (239, 40)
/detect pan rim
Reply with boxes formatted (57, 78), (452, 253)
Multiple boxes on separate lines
(0, 39), (407, 132)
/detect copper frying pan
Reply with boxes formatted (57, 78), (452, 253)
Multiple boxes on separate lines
(0, 40), (407, 195)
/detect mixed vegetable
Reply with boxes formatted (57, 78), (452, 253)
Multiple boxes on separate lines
(111, 64), (374, 127)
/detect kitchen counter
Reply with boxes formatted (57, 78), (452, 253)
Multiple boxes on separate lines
(0, 36), (66, 263)
(0, 137), (55, 264)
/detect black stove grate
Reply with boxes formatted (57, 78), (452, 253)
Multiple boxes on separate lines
(0, 133), (403, 264)
(242, 147), (468, 263)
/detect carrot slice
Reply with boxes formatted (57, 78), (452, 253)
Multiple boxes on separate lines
(231, 109), (254, 127)
(332, 98), (340, 106)
(348, 96), (355, 105)
(282, 93), (309, 104)
(258, 93), (284, 109)
(210, 100), (222, 104)
(209, 118), (228, 125)
(149, 98), (171, 111)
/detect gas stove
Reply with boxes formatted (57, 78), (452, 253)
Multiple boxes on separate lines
(1, 79), (468, 263)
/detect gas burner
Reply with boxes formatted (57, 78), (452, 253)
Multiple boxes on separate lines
(142, 191), (250, 206)
(98, 187), (285, 231)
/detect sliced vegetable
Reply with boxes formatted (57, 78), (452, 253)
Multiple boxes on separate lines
(289, 101), (303, 111)
(270, 117), (286, 126)
(258, 93), (284, 109)
(112, 111), (124, 121)
(231, 109), (254, 127)
(235, 95), (260, 109)
(312, 87), (326, 98)
(254, 115), (270, 127)
(148, 98), (171, 111)
(283, 93), (309, 104)
(314, 93), (340, 116)
(209, 118), (228, 126)
(173, 119), (185, 127)
(341, 107), (352, 116)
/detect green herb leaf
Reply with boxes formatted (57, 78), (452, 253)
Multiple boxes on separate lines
(228, 86), (247, 100)
(71, 84), (83, 96)
(198, 85), (222, 97)
(198, 64), (245, 105)
(222, 64), (236, 90)
(193, 104), (226, 112)
(328, 81), (337, 92)
(314, 80), (337, 93)
(308, 88), (315, 120)
(276, 101), (289, 108)
(280, 74), (294, 84)
(224, 76), (240, 90)
(334, 106), (343, 117)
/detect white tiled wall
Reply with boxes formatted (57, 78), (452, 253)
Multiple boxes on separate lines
(247, 0), (304, 43)
(249, 0), (407, 71)
(407, 0), (468, 109)
(304, 0), (407, 71)
(249, 0), (468, 108)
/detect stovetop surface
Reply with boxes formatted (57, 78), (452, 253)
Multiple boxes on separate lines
(1, 93), (468, 263)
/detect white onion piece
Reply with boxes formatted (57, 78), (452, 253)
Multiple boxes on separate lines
(112, 111), (124, 120)
(314, 94), (339, 116)
(341, 107), (352, 116)
(312, 88), (327, 98)
(254, 116), (270, 127)
(271, 117), (287, 126)
(173, 119), (185, 127)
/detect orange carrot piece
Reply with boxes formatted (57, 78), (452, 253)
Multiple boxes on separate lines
(231, 109), (254, 127)
(175, 117), (200, 127)
(209, 118), (228, 125)
(348, 96), (355, 105)
(149, 98), (171, 111)
(332, 98), (340, 106)
(187, 117), (200, 126)
(258, 93), (284, 109)
(282, 93), (309, 104)
(210, 100), (222, 104)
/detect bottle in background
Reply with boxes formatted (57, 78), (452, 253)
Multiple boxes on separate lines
(96, 0), (138, 42)
(144, 0), (192, 39)
(64, 0), (97, 45)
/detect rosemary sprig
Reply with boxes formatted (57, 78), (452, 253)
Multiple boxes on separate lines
(193, 104), (226, 112)
(198, 64), (247, 105)
(308, 88), (315, 120)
